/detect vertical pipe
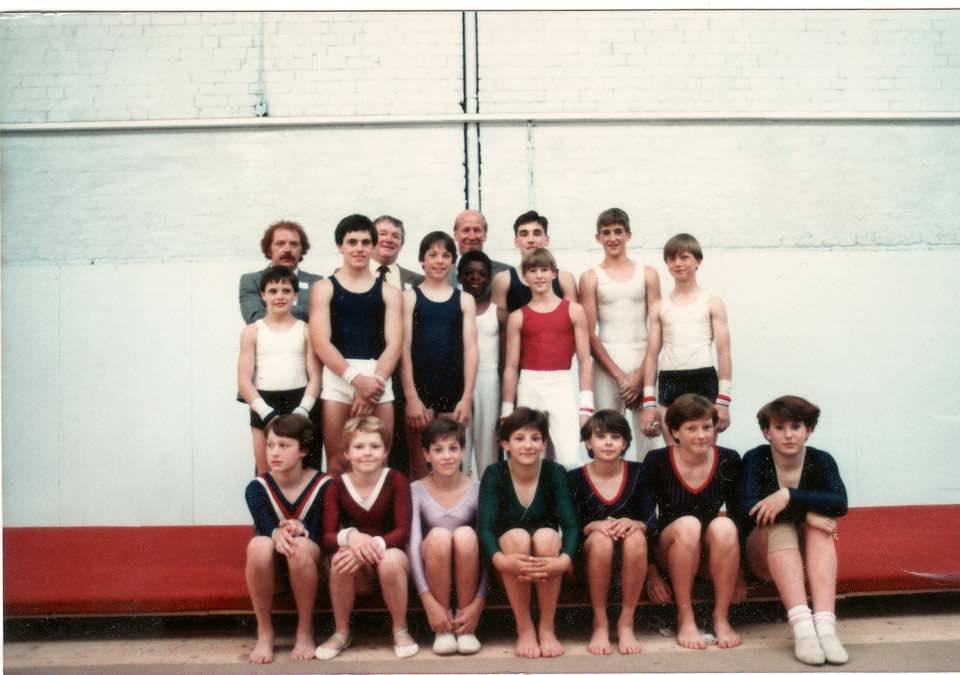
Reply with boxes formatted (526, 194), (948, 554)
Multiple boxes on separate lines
(526, 121), (536, 208)
(463, 11), (480, 210)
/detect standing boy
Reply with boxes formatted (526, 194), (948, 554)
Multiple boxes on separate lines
(578, 207), (662, 460)
(310, 214), (402, 475)
(501, 248), (593, 469)
(641, 234), (732, 445)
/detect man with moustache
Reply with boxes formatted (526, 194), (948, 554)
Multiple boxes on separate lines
(239, 220), (322, 323)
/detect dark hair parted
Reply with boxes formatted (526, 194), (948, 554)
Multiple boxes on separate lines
(498, 406), (551, 447)
(265, 414), (315, 466)
(513, 210), (549, 235)
(373, 215), (405, 244)
(334, 214), (378, 247)
(260, 220), (310, 261)
(663, 233), (703, 262)
(757, 395), (821, 431)
(422, 417), (467, 450)
(664, 393), (718, 438)
(418, 230), (458, 264)
(259, 265), (298, 293)
(580, 409), (633, 458)
(596, 207), (631, 233)
(457, 250), (492, 278)
(520, 247), (558, 274)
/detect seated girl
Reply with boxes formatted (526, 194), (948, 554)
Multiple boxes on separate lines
(477, 407), (579, 658)
(643, 393), (743, 650)
(317, 416), (417, 660)
(409, 418), (488, 655)
(740, 395), (849, 665)
(244, 415), (331, 664)
(568, 410), (656, 655)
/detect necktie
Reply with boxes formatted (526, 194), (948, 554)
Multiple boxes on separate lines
(377, 265), (389, 283)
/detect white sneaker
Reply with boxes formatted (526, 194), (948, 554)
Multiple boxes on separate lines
(456, 633), (482, 654)
(393, 628), (419, 659)
(432, 631), (458, 655)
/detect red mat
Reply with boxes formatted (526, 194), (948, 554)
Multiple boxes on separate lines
(4, 506), (959, 617)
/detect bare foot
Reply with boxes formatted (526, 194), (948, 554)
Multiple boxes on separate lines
(617, 621), (642, 655)
(291, 629), (317, 660)
(515, 626), (541, 658)
(588, 625), (611, 655)
(676, 617), (706, 650)
(538, 628), (564, 658)
(248, 634), (274, 664)
(713, 617), (742, 649)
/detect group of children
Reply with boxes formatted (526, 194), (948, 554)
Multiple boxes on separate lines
(237, 209), (850, 666)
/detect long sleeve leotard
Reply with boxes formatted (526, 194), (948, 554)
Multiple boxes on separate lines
(321, 467), (412, 553)
(245, 470), (331, 543)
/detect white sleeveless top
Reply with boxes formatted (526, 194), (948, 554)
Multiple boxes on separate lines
(659, 291), (714, 370)
(475, 303), (499, 371)
(594, 264), (647, 347)
(254, 319), (308, 390)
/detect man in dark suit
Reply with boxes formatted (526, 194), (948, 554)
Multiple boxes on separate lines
(238, 219), (323, 468)
(239, 220), (322, 323)
(447, 209), (510, 287)
(370, 215), (424, 290)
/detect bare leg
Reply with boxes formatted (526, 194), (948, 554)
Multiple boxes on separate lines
(405, 408), (436, 481)
(658, 405), (673, 447)
(583, 530), (614, 655)
(287, 538), (321, 659)
(532, 528), (564, 657)
(704, 517), (742, 648)
(252, 427), (268, 476)
(617, 530), (648, 654)
(378, 549), (415, 650)
(317, 557), (362, 653)
(374, 401), (395, 454)
(423, 528), (453, 613)
(245, 537), (276, 664)
(498, 529), (540, 658)
(658, 516), (705, 649)
(452, 526), (480, 609)
(804, 523), (847, 664)
(322, 401), (352, 476)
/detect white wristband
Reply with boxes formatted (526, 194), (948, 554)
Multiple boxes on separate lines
(342, 366), (360, 384)
(337, 527), (358, 547)
(251, 397), (274, 420)
(500, 401), (515, 417)
(373, 536), (387, 553)
(579, 390), (595, 411)
(298, 393), (316, 413)
(643, 386), (656, 397)
(719, 379), (732, 396)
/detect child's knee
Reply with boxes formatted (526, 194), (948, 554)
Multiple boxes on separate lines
(622, 529), (648, 557)
(499, 528), (532, 553)
(768, 523), (801, 553)
(424, 527), (454, 554)
(666, 516), (702, 546)
(378, 548), (408, 577)
(584, 530), (615, 558)
(452, 526), (479, 553)
(706, 516), (739, 548)
(247, 536), (275, 565)
(532, 528), (561, 556)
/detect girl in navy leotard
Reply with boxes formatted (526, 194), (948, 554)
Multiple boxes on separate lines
(643, 394), (743, 651)
(740, 395), (849, 666)
(401, 231), (478, 480)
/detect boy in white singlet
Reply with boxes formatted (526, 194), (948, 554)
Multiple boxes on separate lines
(578, 208), (662, 460)
(501, 248), (594, 469)
(238, 266), (322, 474)
(640, 234), (732, 446)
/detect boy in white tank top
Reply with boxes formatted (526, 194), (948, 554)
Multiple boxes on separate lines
(578, 208), (662, 461)
(238, 266), (322, 474)
(641, 234), (732, 446)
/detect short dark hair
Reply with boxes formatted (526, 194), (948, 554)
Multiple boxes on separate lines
(265, 414), (315, 467)
(373, 215), (405, 244)
(422, 417), (466, 450)
(520, 247), (557, 274)
(418, 230), (458, 265)
(457, 250), (492, 279)
(757, 395), (821, 431)
(334, 214), (378, 247)
(663, 233), (703, 262)
(596, 207), (631, 234)
(513, 210), (549, 235)
(580, 409), (633, 458)
(664, 393), (718, 441)
(498, 406), (551, 448)
(259, 265), (298, 293)
(260, 220), (310, 261)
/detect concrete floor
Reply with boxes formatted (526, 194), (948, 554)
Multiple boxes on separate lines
(5, 594), (960, 673)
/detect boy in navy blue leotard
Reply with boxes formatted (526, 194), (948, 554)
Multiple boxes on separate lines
(309, 214), (403, 475)
(245, 415), (331, 664)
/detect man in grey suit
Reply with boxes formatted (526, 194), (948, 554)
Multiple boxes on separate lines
(239, 220), (322, 324)
(448, 209), (510, 286)
(371, 215), (424, 290)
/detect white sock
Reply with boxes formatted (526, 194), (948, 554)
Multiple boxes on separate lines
(787, 605), (815, 638)
(812, 610), (836, 635)
(814, 611), (849, 664)
(787, 605), (824, 665)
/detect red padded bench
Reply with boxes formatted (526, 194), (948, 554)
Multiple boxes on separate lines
(5, 505), (959, 617)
